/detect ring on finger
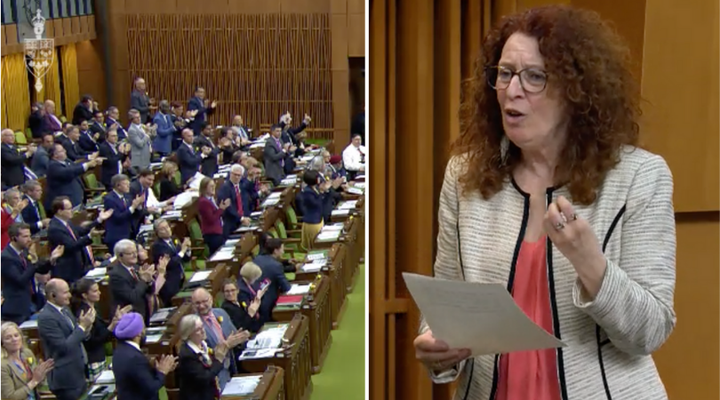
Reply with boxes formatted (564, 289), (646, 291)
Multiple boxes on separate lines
(570, 213), (578, 221)
(554, 221), (565, 231)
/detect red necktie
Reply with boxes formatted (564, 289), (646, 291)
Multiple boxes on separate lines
(234, 185), (244, 216)
(65, 223), (95, 265)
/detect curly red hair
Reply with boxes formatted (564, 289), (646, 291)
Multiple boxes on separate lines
(454, 5), (641, 205)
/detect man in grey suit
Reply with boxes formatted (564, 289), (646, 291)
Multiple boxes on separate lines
(191, 288), (250, 390)
(127, 109), (154, 171)
(263, 124), (293, 186)
(130, 77), (153, 123)
(30, 133), (55, 177)
(37, 278), (96, 400)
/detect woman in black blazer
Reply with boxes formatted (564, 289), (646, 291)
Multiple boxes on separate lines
(158, 160), (183, 201)
(223, 263), (265, 333)
(176, 314), (246, 400)
(70, 278), (130, 381)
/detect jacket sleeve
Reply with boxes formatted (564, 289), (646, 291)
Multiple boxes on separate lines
(37, 315), (87, 357)
(1, 363), (32, 400)
(126, 354), (166, 394)
(128, 127), (150, 148)
(0, 257), (37, 287)
(131, 92), (149, 115)
(48, 225), (93, 254)
(263, 142), (285, 162)
(153, 114), (175, 138)
(1, 146), (27, 167)
(217, 185), (241, 222)
(109, 270), (153, 306)
(573, 155), (677, 356)
(177, 349), (224, 386)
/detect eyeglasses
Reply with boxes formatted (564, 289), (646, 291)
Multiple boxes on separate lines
(486, 66), (548, 93)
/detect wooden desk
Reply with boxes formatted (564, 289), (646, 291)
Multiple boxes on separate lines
(314, 218), (360, 293)
(221, 367), (285, 399)
(241, 315), (313, 400)
(272, 277), (332, 374)
(171, 263), (229, 307)
(295, 244), (348, 329)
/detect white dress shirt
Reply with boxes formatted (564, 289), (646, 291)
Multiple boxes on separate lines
(342, 144), (367, 172)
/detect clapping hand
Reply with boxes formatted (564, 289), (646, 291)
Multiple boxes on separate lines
(181, 237), (192, 252)
(210, 100), (217, 108)
(226, 330), (250, 348)
(109, 305), (133, 330)
(156, 354), (178, 375)
(13, 199), (29, 215)
(98, 208), (115, 222)
(132, 194), (146, 208)
(157, 254), (170, 275)
(30, 359), (55, 384)
(139, 264), (156, 282)
(78, 307), (96, 330)
(50, 245), (65, 262)
(219, 198), (231, 210)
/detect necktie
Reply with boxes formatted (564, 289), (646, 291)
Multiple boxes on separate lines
(168, 239), (176, 252)
(234, 185), (244, 216)
(129, 267), (139, 281)
(275, 139), (285, 167)
(205, 314), (225, 342)
(63, 308), (88, 363)
(65, 223), (95, 265)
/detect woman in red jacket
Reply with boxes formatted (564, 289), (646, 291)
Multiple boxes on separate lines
(197, 177), (230, 255)
(1, 191), (28, 250)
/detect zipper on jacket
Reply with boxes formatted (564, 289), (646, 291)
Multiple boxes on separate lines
(488, 181), (531, 400)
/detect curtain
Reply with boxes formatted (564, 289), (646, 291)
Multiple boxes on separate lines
(1, 54), (31, 131)
(61, 43), (80, 119)
(1, 58), (7, 129)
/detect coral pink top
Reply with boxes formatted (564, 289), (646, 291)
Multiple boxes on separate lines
(496, 237), (561, 400)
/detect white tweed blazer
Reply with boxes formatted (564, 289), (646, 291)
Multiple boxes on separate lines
(425, 146), (677, 400)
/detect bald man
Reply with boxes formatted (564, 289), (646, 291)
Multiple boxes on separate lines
(37, 278), (95, 400)
(43, 100), (63, 133)
(191, 288), (244, 389)
(1, 129), (36, 188)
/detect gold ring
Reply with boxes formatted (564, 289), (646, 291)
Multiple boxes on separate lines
(554, 222), (565, 230)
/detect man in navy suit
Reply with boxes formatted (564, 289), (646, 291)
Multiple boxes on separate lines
(191, 288), (249, 389)
(176, 128), (205, 185)
(263, 125), (293, 186)
(45, 143), (104, 211)
(217, 164), (252, 237)
(105, 106), (128, 140)
(99, 129), (130, 189)
(38, 278), (96, 400)
(63, 125), (94, 162)
(194, 122), (220, 177)
(110, 239), (161, 324)
(151, 219), (191, 306)
(103, 174), (145, 252)
(251, 238), (292, 325)
(112, 312), (178, 400)
(1, 223), (58, 324)
(21, 180), (50, 235)
(47, 197), (113, 283)
(187, 86), (216, 134)
(1, 128), (36, 188)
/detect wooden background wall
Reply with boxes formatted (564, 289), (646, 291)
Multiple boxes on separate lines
(75, 0), (365, 146)
(369, 0), (720, 399)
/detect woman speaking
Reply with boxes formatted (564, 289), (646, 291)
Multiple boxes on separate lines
(413, 5), (676, 400)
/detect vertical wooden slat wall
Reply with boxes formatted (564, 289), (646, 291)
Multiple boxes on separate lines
(124, 14), (333, 138)
(370, 0), (719, 399)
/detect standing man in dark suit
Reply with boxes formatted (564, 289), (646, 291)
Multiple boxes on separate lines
(71, 95), (96, 125)
(29, 102), (46, 138)
(251, 238), (292, 325)
(98, 129), (130, 189)
(130, 77), (153, 123)
(176, 128), (206, 185)
(105, 106), (128, 140)
(194, 122), (220, 177)
(63, 125), (94, 162)
(89, 110), (109, 142)
(45, 144), (104, 210)
(187, 86), (216, 134)
(103, 174), (145, 252)
(151, 219), (191, 306)
(21, 180), (50, 235)
(31, 132), (55, 178)
(1, 129), (36, 188)
(217, 164), (252, 237)
(0, 223), (60, 324)
(112, 312), (178, 400)
(109, 239), (166, 324)
(37, 278), (96, 400)
(263, 125), (292, 186)
(47, 197), (113, 283)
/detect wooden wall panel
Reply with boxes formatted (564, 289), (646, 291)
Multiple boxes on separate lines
(654, 214), (719, 399)
(639, 0), (719, 212)
(76, 39), (108, 107)
(348, 13), (366, 57)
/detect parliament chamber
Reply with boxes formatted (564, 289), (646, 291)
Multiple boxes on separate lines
(0, 1), (367, 399)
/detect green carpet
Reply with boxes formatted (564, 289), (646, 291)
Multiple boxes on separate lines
(310, 264), (366, 400)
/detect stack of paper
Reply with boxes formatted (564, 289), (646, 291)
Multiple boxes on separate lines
(187, 172), (206, 190)
(19, 320), (38, 330)
(95, 369), (115, 384)
(354, 182), (366, 189)
(339, 200), (358, 210)
(246, 327), (286, 350)
(288, 284), (311, 295)
(145, 326), (166, 344)
(316, 231), (341, 241)
(238, 348), (277, 360)
(210, 248), (235, 261)
(174, 191), (198, 209)
(331, 209), (350, 216)
(301, 261), (325, 273)
(85, 267), (107, 280)
(221, 376), (262, 396)
(307, 252), (327, 261)
(347, 187), (364, 195)
(149, 307), (176, 324)
(189, 270), (212, 283)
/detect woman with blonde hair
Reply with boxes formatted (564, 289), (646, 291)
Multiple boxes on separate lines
(1, 322), (54, 400)
(158, 160), (182, 201)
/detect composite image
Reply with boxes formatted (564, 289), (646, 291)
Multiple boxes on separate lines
(0, 0), (719, 400)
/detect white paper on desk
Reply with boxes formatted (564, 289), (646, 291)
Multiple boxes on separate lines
(347, 187), (364, 195)
(339, 200), (358, 210)
(332, 209), (350, 216)
(85, 267), (107, 279)
(19, 320), (38, 329)
(210, 250), (234, 261)
(222, 376), (262, 396)
(316, 232), (340, 241)
(402, 273), (566, 356)
(190, 270), (212, 283)
(301, 262), (325, 273)
(174, 191), (198, 209)
(95, 369), (115, 384)
(288, 283), (311, 295)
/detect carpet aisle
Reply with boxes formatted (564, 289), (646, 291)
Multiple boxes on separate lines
(310, 263), (366, 400)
